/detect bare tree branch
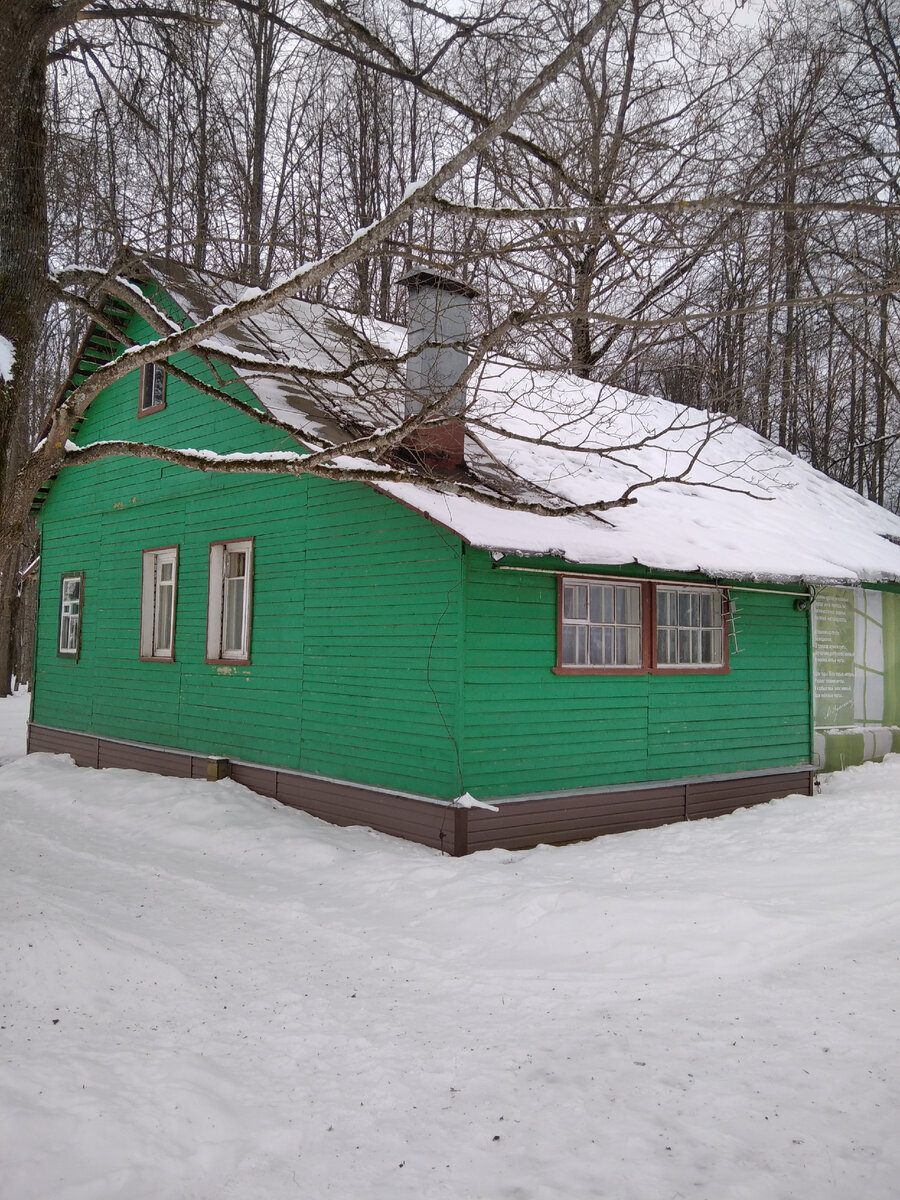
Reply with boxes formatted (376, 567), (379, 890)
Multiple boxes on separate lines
(428, 195), (900, 221)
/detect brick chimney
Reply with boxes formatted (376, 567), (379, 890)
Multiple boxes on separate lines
(400, 268), (480, 470)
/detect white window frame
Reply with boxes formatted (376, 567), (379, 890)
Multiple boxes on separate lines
(58, 573), (83, 658)
(559, 578), (644, 669)
(138, 362), (166, 415)
(207, 539), (253, 664)
(140, 547), (178, 660)
(655, 585), (725, 669)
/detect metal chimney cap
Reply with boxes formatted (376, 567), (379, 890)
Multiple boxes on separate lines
(399, 268), (481, 299)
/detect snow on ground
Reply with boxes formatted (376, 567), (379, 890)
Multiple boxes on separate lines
(1, 694), (898, 1200)
(0, 334), (16, 383)
(0, 689), (29, 765)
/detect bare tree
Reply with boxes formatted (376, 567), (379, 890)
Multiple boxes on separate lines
(0, 0), (635, 695)
(6, 0), (900, 698)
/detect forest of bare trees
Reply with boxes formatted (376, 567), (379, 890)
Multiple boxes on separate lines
(2, 0), (900, 692)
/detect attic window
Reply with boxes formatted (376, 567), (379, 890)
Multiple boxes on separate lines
(138, 363), (166, 416)
(555, 577), (728, 675)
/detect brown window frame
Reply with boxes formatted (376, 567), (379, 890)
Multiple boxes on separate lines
(137, 362), (167, 418)
(205, 537), (254, 666)
(57, 572), (84, 660)
(139, 546), (179, 662)
(553, 575), (730, 676)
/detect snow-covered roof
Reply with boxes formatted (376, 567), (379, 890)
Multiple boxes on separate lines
(155, 262), (900, 586)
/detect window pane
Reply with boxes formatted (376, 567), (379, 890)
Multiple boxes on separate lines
(561, 624), (577, 664)
(589, 584), (614, 624)
(562, 623), (588, 665)
(155, 583), (173, 653)
(678, 591), (697, 627)
(678, 628), (691, 662)
(701, 628), (724, 665)
(225, 550), (246, 579)
(606, 626), (616, 663)
(700, 628), (723, 665)
(603, 587), (615, 624)
(614, 626), (641, 665)
(711, 628), (723, 663)
(223, 577), (245, 653)
(563, 584), (587, 621)
(657, 589), (674, 627)
(577, 625), (589, 664)
(589, 625), (616, 665)
(701, 592), (712, 627)
(588, 625), (603, 664)
(142, 364), (165, 409)
(624, 625), (641, 665)
(615, 626), (627, 664)
(657, 627), (674, 664)
(616, 585), (640, 625)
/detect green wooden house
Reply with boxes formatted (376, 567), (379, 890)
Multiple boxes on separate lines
(26, 263), (900, 853)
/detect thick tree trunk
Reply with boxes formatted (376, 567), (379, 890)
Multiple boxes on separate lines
(0, 4), (49, 486)
(0, 1), (59, 696)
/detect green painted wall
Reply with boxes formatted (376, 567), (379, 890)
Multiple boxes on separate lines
(32, 286), (813, 804)
(460, 554), (812, 797)
(32, 302), (465, 797)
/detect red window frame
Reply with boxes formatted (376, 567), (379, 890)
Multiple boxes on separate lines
(553, 575), (730, 676)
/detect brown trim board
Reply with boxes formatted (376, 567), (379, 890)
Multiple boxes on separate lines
(26, 723), (813, 856)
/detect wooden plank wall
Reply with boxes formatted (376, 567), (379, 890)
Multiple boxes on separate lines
(31, 297), (465, 800)
(299, 481), (463, 798)
(460, 553), (812, 798)
(32, 286), (814, 820)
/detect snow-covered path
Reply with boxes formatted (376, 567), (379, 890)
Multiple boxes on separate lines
(1, 693), (898, 1199)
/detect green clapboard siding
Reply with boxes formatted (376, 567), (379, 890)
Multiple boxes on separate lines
(300, 479), (463, 797)
(32, 300), (465, 798)
(33, 285), (813, 807)
(459, 552), (812, 796)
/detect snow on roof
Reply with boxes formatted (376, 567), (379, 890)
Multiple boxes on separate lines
(154, 263), (900, 585)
